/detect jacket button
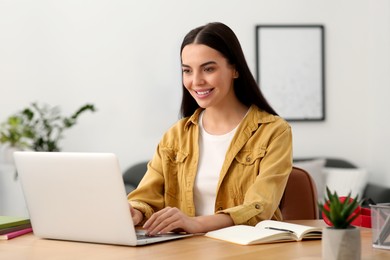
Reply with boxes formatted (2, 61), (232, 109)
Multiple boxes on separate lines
(255, 204), (260, 209)
(246, 156), (251, 162)
(218, 207), (223, 211)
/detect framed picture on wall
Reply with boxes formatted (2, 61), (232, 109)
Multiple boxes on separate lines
(255, 25), (325, 121)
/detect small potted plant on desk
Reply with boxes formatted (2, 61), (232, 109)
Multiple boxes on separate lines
(318, 187), (362, 260)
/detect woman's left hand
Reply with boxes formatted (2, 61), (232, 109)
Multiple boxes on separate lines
(143, 207), (201, 235)
(143, 206), (234, 235)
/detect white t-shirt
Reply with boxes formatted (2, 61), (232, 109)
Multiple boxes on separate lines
(193, 111), (239, 216)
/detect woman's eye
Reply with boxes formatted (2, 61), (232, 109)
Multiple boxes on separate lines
(204, 67), (214, 72)
(182, 68), (191, 74)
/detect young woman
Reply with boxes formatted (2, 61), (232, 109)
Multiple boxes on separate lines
(128, 22), (292, 235)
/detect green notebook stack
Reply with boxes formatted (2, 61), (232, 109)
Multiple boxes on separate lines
(0, 216), (32, 239)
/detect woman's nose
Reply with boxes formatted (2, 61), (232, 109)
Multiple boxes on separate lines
(193, 72), (205, 85)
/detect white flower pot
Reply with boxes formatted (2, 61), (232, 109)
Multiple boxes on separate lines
(322, 227), (361, 260)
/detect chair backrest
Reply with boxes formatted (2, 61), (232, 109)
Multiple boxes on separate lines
(279, 166), (319, 220)
(123, 161), (148, 193)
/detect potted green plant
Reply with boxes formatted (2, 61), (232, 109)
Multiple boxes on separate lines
(0, 102), (96, 162)
(318, 187), (362, 260)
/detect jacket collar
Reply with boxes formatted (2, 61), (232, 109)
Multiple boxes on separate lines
(184, 105), (276, 130)
(184, 108), (203, 130)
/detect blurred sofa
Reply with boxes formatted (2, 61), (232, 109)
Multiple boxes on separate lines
(293, 157), (390, 206)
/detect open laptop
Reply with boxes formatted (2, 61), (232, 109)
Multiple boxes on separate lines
(13, 151), (192, 246)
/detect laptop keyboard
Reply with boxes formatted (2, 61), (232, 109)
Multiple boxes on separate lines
(136, 231), (167, 240)
(136, 233), (153, 240)
(136, 231), (184, 241)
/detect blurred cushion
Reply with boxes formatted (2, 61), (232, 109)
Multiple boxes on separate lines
(293, 159), (326, 201)
(323, 167), (368, 199)
(362, 183), (390, 204)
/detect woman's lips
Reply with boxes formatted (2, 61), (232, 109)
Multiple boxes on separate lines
(194, 89), (213, 98)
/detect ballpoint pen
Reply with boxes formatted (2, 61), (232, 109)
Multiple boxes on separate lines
(264, 227), (294, 233)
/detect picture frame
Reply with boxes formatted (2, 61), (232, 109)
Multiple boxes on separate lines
(255, 25), (325, 121)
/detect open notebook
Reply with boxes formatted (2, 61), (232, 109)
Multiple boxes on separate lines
(206, 220), (322, 245)
(14, 151), (191, 246)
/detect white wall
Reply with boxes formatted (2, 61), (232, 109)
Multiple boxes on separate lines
(0, 0), (389, 186)
(367, 2), (390, 185)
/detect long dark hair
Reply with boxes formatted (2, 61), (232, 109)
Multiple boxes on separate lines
(179, 22), (278, 118)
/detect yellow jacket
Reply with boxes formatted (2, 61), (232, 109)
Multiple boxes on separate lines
(128, 105), (292, 226)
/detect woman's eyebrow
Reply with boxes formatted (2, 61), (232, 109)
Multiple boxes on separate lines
(181, 61), (217, 68)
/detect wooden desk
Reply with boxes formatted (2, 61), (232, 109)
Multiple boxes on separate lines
(1, 220), (389, 260)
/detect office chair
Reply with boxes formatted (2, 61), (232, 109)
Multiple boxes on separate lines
(123, 161), (148, 194)
(279, 167), (319, 220)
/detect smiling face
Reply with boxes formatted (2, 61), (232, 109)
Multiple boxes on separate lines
(181, 44), (238, 110)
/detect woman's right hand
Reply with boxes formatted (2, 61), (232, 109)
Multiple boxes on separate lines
(128, 203), (143, 226)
